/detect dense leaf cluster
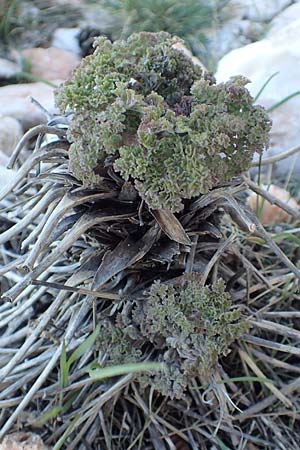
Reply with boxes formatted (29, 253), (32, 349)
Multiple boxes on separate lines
(97, 276), (248, 398)
(56, 31), (271, 212)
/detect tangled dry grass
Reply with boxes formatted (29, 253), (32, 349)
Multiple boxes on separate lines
(1, 113), (300, 449)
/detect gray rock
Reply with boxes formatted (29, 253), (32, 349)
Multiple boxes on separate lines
(52, 27), (81, 56)
(215, 18), (300, 175)
(230, 0), (292, 22)
(267, 2), (300, 35)
(0, 81), (59, 129)
(0, 150), (9, 167)
(207, 19), (265, 62)
(206, 0), (290, 63)
(21, 47), (80, 82)
(0, 58), (20, 79)
(0, 116), (23, 157)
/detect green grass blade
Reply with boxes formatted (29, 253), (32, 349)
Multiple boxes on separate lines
(217, 376), (272, 384)
(253, 73), (300, 117)
(67, 325), (100, 368)
(268, 91), (300, 113)
(88, 362), (165, 380)
(254, 71), (279, 102)
(0, 0), (19, 42)
(36, 393), (79, 426)
(215, 437), (232, 450)
(14, 72), (58, 88)
(272, 232), (300, 244)
(53, 413), (81, 450)
(36, 405), (64, 427)
(60, 340), (69, 389)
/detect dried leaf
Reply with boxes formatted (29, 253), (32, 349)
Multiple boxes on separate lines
(197, 222), (222, 239)
(72, 253), (103, 284)
(149, 240), (180, 263)
(92, 226), (160, 289)
(152, 209), (191, 245)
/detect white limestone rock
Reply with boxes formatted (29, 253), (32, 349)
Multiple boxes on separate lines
(267, 2), (300, 34)
(0, 116), (23, 157)
(0, 58), (20, 79)
(0, 148), (17, 188)
(205, 0), (292, 63)
(52, 27), (81, 56)
(215, 18), (300, 175)
(230, 0), (292, 22)
(0, 150), (9, 167)
(0, 81), (59, 129)
(207, 18), (265, 62)
(21, 47), (80, 82)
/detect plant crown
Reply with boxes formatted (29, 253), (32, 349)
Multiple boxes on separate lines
(56, 32), (271, 212)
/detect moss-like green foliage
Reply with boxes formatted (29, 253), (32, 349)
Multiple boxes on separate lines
(56, 31), (271, 212)
(97, 276), (248, 398)
(97, 320), (143, 364)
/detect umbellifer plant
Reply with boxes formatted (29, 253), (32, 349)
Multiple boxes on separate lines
(53, 31), (269, 398)
(56, 31), (270, 212)
(4, 31), (294, 449)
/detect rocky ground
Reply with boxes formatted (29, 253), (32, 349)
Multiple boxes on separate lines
(1, 1), (300, 448)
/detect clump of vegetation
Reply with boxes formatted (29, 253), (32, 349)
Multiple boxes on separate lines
(97, 276), (248, 398)
(6, 28), (300, 450)
(0, 0), (19, 43)
(97, 0), (215, 50)
(0, 0), (81, 50)
(56, 31), (270, 211)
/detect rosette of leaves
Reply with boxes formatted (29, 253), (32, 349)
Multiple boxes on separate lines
(56, 31), (271, 212)
(97, 275), (248, 398)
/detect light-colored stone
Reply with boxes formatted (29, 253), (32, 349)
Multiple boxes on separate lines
(215, 18), (300, 175)
(247, 184), (299, 225)
(21, 47), (80, 82)
(0, 58), (20, 79)
(0, 81), (59, 129)
(52, 0), (83, 5)
(0, 116), (23, 157)
(267, 3), (300, 35)
(0, 158), (17, 187)
(0, 432), (48, 450)
(0, 150), (9, 167)
(52, 27), (81, 56)
(0, 163), (17, 186)
(205, 0), (292, 63)
(207, 18), (265, 62)
(229, 0), (292, 22)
